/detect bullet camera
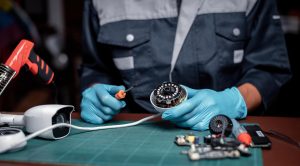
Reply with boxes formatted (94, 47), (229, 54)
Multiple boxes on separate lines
(0, 104), (74, 153)
(24, 104), (74, 139)
(0, 104), (74, 139)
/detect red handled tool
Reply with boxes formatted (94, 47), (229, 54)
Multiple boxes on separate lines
(0, 39), (54, 95)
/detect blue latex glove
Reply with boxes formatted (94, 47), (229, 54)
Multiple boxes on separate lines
(80, 84), (126, 124)
(162, 86), (247, 131)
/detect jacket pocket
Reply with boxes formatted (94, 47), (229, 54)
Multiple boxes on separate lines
(214, 13), (248, 66)
(96, 21), (151, 85)
(97, 21), (150, 48)
(215, 13), (247, 42)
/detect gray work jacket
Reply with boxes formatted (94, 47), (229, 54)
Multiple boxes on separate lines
(80, 0), (291, 113)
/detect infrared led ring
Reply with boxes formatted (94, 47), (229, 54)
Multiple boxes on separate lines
(150, 82), (187, 112)
(209, 115), (233, 137)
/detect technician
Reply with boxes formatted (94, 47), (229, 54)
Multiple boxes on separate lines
(79, 0), (291, 130)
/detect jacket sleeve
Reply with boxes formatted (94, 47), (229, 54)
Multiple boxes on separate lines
(237, 0), (292, 110)
(80, 0), (121, 92)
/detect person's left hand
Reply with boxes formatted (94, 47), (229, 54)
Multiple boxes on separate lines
(161, 86), (247, 131)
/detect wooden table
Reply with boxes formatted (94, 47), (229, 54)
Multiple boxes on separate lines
(241, 116), (300, 166)
(1, 113), (300, 166)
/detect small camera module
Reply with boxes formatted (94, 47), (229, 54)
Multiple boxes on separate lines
(150, 82), (187, 112)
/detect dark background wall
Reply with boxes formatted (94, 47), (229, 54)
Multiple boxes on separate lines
(269, 0), (300, 116)
(0, 0), (299, 116)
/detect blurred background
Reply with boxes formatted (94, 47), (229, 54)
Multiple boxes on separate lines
(0, 0), (299, 116)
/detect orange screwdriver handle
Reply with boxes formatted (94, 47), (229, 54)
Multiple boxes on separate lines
(115, 90), (126, 100)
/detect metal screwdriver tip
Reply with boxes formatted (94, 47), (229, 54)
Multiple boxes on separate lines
(0, 64), (16, 96)
(124, 86), (134, 93)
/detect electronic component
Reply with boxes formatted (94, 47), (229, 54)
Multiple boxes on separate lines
(150, 82), (187, 112)
(203, 135), (251, 156)
(186, 144), (241, 160)
(0, 128), (27, 153)
(176, 132), (252, 161)
(175, 133), (200, 146)
(209, 115), (233, 137)
(244, 125), (271, 148)
(182, 138), (251, 160)
(232, 119), (252, 146)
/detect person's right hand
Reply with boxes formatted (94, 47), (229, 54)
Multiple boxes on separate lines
(80, 84), (126, 124)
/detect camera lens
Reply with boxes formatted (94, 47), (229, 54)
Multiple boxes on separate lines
(52, 108), (72, 139)
(0, 128), (20, 136)
(55, 114), (65, 124)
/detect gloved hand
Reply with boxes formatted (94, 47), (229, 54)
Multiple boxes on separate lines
(80, 84), (126, 124)
(162, 86), (247, 131)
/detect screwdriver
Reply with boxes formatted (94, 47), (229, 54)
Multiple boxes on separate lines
(115, 86), (134, 100)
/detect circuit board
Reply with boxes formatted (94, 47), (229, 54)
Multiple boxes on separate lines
(0, 119), (263, 166)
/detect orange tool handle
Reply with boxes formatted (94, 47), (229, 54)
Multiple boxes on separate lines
(115, 90), (126, 100)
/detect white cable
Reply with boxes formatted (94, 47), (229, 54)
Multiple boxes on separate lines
(1, 113), (161, 153)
